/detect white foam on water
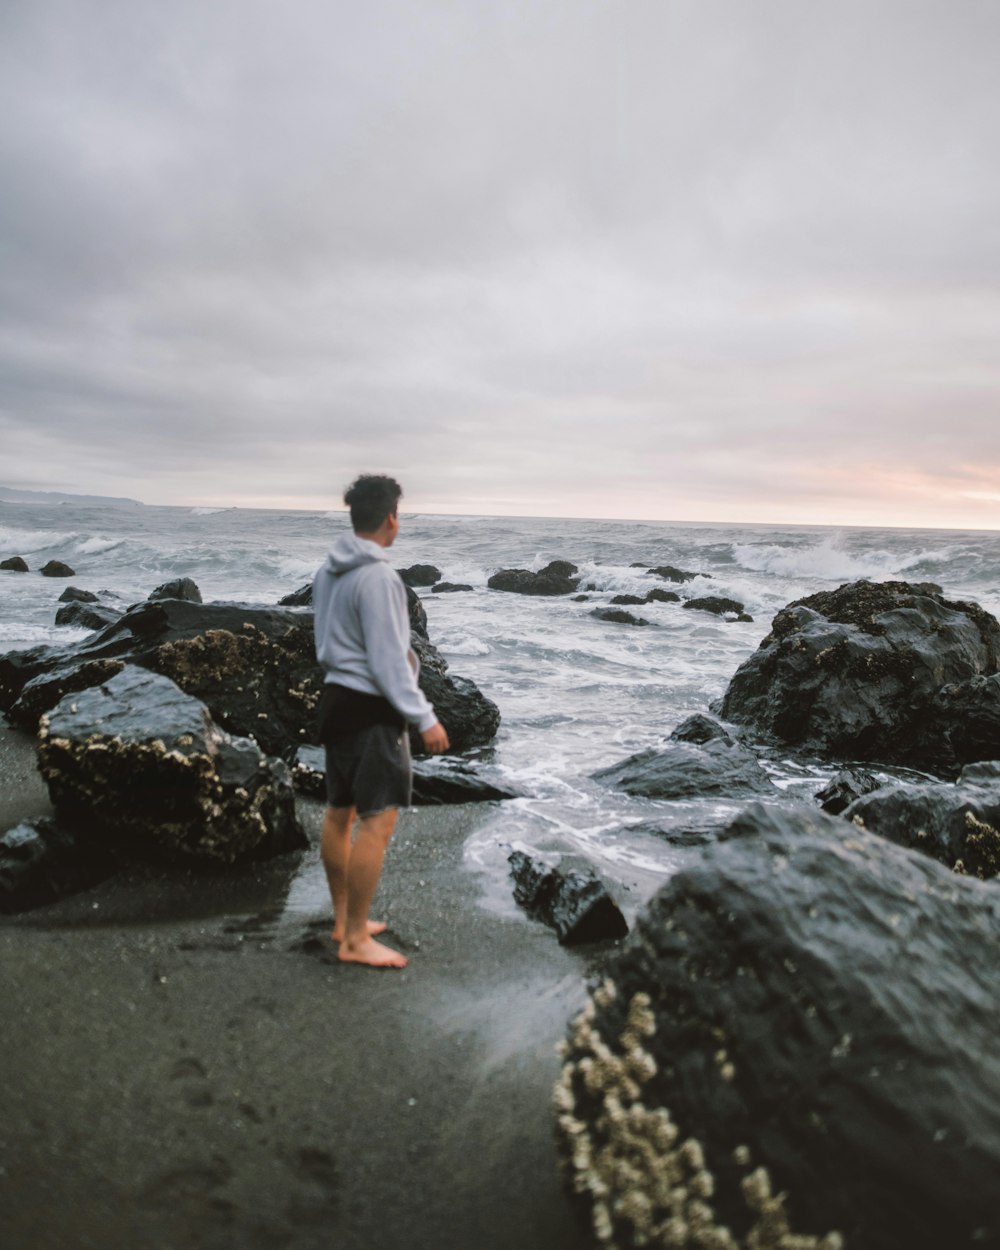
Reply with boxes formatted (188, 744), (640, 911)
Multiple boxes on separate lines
(74, 536), (124, 555)
(0, 526), (78, 554)
(190, 506), (233, 516)
(730, 534), (959, 584)
(433, 629), (491, 657)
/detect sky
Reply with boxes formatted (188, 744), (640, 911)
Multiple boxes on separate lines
(1, 1), (998, 529)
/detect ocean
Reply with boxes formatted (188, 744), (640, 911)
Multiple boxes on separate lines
(2, 501), (999, 919)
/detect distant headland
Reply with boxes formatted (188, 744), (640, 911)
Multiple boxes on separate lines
(0, 487), (144, 507)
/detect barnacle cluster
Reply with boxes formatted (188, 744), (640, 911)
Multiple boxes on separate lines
(555, 980), (844, 1250)
(962, 810), (1000, 879)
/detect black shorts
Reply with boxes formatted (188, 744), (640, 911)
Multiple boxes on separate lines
(324, 722), (412, 817)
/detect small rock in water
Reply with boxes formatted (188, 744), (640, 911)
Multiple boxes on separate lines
(1, 556), (29, 573)
(398, 564), (441, 587)
(40, 560), (75, 578)
(149, 577), (202, 603)
(508, 850), (627, 945)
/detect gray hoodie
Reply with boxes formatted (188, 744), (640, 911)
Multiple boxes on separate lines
(312, 532), (437, 732)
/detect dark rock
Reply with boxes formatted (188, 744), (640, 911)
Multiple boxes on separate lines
(591, 608), (651, 627)
(572, 594), (590, 602)
(669, 713), (734, 746)
(508, 850), (628, 945)
(593, 736), (776, 800)
(488, 560), (580, 596)
(815, 767), (884, 815)
(614, 819), (725, 848)
(647, 565), (699, 582)
(644, 587), (680, 604)
(40, 560), (74, 578)
(398, 564), (441, 587)
(1, 556), (29, 572)
(846, 768), (1000, 879)
(629, 562), (649, 568)
(292, 744), (518, 805)
(149, 577), (202, 603)
(431, 582), (474, 593)
(610, 594), (647, 606)
(58, 586), (98, 603)
(683, 595), (749, 619)
(54, 602), (122, 632)
(278, 583), (313, 606)
(557, 803), (1000, 1250)
(1, 596), (500, 759)
(718, 580), (1000, 777)
(0, 817), (116, 913)
(37, 667), (305, 865)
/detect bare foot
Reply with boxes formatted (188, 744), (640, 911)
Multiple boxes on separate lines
(338, 936), (408, 969)
(331, 919), (387, 944)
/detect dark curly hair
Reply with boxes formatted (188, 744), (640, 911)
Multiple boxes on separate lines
(344, 474), (403, 532)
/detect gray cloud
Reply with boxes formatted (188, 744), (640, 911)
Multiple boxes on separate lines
(1, 0), (998, 524)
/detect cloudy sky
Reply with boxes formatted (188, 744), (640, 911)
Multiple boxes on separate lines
(2, 1), (998, 527)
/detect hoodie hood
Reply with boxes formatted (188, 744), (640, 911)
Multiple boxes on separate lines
(321, 532), (390, 576)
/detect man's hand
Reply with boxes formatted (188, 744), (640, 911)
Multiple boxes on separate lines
(421, 721), (449, 754)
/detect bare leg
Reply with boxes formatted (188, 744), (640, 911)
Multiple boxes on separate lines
(338, 808), (407, 969)
(320, 806), (386, 943)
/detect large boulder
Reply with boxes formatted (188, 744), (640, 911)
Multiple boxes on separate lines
(592, 718), (776, 800)
(398, 563), (441, 588)
(1, 596), (500, 759)
(488, 560), (580, 596)
(40, 560), (75, 578)
(814, 767), (884, 815)
(683, 596), (752, 622)
(37, 667), (305, 865)
(556, 803), (1000, 1250)
(54, 601), (122, 632)
(718, 580), (1000, 777)
(845, 761), (1000, 879)
(1, 556), (29, 572)
(58, 587), (98, 603)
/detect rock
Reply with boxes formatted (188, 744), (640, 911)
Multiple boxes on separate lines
(37, 667), (305, 865)
(718, 580), (1000, 777)
(398, 564), (441, 587)
(58, 587), (98, 603)
(149, 577), (202, 603)
(572, 594), (590, 602)
(508, 850), (628, 945)
(683, 595), (750, 620)
(431, 582), (474, 593)
(1, 556), (29, 572)
(54, 602), (122, 632)
(488, 560), (580, 596)
(645, 587), (680, 604)
(278, 583), (313, 606)
(593, 734), (776, 800)
(646, 565), (699, 583)
(845, 767), (1000, 879)
(591, 608), (651, 627)
(40, 560), (75, 578)
(610, 594), (647, 606)
(292, 744), (518, 805)
(0, 817), (116, 913)
(1, 596), (500, 759)
(669, 713), (734, 746)
(557, 803), (1000, 1250)
(815, 767), (884, 815)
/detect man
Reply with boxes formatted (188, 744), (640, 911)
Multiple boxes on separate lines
(313, 474), (449, 968)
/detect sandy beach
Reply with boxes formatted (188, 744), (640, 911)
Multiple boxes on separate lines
(0, 724), (597, 1250)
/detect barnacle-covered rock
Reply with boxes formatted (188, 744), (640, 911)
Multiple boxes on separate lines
(37, 666), (305, 864)
(718, 580), (1000, 777)
(557, 802), (1000, 1249)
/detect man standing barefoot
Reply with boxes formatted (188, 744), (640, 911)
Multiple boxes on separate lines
(313, 474), (449, 968)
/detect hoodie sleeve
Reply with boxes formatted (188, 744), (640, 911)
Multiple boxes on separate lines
(355, 566), (438, 732)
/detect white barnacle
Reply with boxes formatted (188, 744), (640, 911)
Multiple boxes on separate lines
(740, 1166), (772, 1209)
(679, 1138), (705, 1171)
(689, 1169), (714, 1199)
(594, 978), (618, 1009)
(720, 1062), (736, 1082)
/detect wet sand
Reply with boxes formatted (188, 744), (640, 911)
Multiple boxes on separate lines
(0, 725), (596, 1250)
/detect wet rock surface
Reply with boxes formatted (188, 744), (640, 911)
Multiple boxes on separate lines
(1, 595), (500, 758)
(646, 565), (700, 583)
(398, 563), (441, 587)
(149, 577), (202, 603)
(40, 560), (75, 577)
(37, 667), (305, 865)
(1, 556), (29, 572)
(557, 803), (1000, 1250)
(431, 582), (474, 593)
(683, 595), (752, 621)
(278, 582), (313, 606)
(58, 586), (99, 603)
(718, 579), (1000, 777)
(593, 721), (776, 800)
(0, 817), (116, 913)
(815, 767), (884, 814)
(54, 601), (122, 632)
(508, 850), (628, 945)
(591, 607), (651, 627)
(488, 560), (580, 596)
(845, 763), (1000, 878)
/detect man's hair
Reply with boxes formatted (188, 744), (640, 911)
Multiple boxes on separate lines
(344, 474), (403, 532)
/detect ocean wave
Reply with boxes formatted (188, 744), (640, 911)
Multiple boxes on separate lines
(0, 526), (78, 554)
(434, 629), (491, 657)
(730, 536), (957, 584)
(190, 506), (234, 516)
(74, 536), (125, 555)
